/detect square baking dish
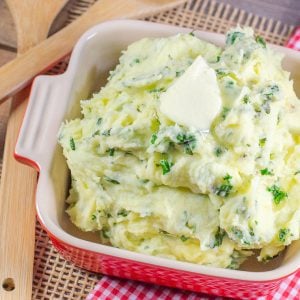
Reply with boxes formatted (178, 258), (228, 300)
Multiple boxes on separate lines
(15, 20), (300, 299)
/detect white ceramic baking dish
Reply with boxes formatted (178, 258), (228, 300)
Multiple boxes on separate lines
(15, 20), (300, 299)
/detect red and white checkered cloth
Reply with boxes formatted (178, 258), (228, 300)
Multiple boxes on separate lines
(286, 27), (300, 51)
(87, 29), (300, 300)
(87, 271), (300, 300)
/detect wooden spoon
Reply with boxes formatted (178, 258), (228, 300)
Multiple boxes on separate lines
(0, 1), (68, 299)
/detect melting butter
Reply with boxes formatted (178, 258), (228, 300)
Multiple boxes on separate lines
(160, 55), (221, 130)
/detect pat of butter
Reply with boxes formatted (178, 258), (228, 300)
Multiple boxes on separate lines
(160, 56), (222, 130)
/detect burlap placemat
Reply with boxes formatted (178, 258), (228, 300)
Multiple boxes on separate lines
(0, 0), (295, 299)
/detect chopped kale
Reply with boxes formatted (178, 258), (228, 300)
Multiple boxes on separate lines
(255, 35), (266, 48)
(215, 68), (229, 78)
(104, 176), (120, 185)
(92, 130), (100, 137)
(180, 235), (189, 242)
(117, 208), (129, 217)
(231, 226), (244, 240)
(226, 31), (245, 45)
(260, 168), (273, 176)
(176, 133), (197, 155)
(243, 95), (250, 104)
(148, 87), (166, 94)
(214, 146), (224, 157)
(262, 254), (279, 263)
(97, 117), (103, 125)
(91, 214), (96, 221)
(263, 84), (279, 100)
(259, 137), (267, 147)
(213, 227), (226, 247)
(102, 128), (111, 136)
(150, 133), (158, 144)
(159, 159), (173, 175)
(159, 229), (171, 235)
(267, 185), (287, 204)
(70, 137), (76, 151)
(221, 107), (230, 120)
(107, 148), (115, 156)
(278, 228), (290, 243)
(215, 174), (233, 197)
(185, 221), (196, 233)
(175, 70), (184, 77)
(102, 228), (110, 239)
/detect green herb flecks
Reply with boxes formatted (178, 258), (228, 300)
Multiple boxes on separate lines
(159, 159), (174, 175)
(255, 35), (266, 48)
(215, 174), (233, 197)
(213, 227), (226, 247)
(263, 84), (279, 100)
(175, 70), (184, 77)
(267, 185), (287, 205)
(185, 221), (196, 233)
(189, 31), (195, 36)
(70, 137), (76, 151)
(91, 214), (96, 221)
(150, 133), (157, 145)
(226, 31), (245, 45)
(117, 208), (129, 217)
(262, 255), (278, 263)
(243, 95), (250, 104)
(148, 87), (166, 94)
(278, 228), (290, 243)
(176, 133), (197, 155)
(221, 107), (230, 120)
(104, 176), (120, 185)
(106, 148), (115, 156)
(159, 229), (171, 235)
(97, 117), (103, 126)
(102, 228), (110, 239)
(231, 226), (244, 240)
(92, 130), (100, 137)
(102, 128), (111, 136)
(215, 68), (229, 79)
(259, 137), (267, 147)
(260, 168), (273, 176)
(180, 235), (189, 242)
(214, 146), (224, 157)
(294, 170), (300, 175)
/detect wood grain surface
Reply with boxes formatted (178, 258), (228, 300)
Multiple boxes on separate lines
(0, 1), (68, 299)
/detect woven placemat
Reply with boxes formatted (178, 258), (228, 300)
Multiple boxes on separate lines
(0, 0), (295, 299)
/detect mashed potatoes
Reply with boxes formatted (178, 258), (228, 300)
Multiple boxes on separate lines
(58, 27), (300, 269)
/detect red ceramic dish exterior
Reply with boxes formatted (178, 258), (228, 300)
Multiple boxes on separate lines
(48, 230), (285, 299)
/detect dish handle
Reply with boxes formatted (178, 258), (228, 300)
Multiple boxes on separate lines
(15, 74), (66, 171)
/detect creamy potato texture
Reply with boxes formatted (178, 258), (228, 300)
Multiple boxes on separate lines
(59, 27), (300, 269)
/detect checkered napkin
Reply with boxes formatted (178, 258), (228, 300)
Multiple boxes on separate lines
(87, 272), (300, 300)
(87, 29), (300, 300)
(286, 27), (300, 51)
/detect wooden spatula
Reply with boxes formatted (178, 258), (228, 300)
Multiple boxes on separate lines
(0, 1), (68, 299)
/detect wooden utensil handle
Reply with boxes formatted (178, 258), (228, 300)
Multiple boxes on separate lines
(0, 90), (36, 300)
(0, 0), (186, 102)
